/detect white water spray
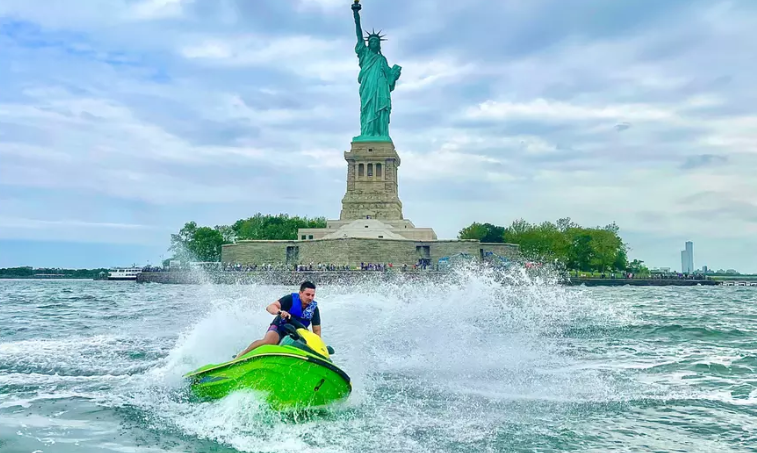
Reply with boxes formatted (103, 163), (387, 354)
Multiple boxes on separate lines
(124, 263), (636, 452)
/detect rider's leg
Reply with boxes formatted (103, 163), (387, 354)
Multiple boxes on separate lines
(235, 327), (281, 358)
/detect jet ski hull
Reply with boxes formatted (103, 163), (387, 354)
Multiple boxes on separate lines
(184, 344), (351, 410)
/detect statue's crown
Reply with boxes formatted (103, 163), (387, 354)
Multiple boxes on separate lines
(364, 28), (387, 42)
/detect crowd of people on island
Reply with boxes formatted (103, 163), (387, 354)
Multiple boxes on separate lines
(150, 262), (708, 280)
(141, 266), (166, 273)
(221, 261), (436, 272)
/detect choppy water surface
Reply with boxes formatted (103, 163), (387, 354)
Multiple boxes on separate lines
(1, 268), (756, 452)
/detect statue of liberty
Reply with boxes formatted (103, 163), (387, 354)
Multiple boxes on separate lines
(351, 0), (402, 142)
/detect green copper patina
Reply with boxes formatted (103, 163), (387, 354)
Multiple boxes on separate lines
(351, 0), (401, 143)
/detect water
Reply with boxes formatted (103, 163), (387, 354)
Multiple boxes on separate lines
(1, 268), (756, 452)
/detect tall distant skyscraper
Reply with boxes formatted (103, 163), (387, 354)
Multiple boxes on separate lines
(685, 241), (694, 273)
(680, 241), (694, 273)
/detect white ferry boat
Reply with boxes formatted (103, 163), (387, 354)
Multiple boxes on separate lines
(107, 267), (142, 281)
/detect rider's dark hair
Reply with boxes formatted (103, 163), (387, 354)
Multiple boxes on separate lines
(300, 281), (316, 292)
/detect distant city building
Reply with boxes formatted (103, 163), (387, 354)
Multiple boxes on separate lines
(702, 265), (708, 274)
(680, 241), (694, 273)
(686, 241), (694, 272)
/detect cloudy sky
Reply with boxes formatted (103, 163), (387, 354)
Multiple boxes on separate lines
(1, 0), (755, 272)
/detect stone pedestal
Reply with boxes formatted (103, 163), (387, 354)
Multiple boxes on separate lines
(339, 140), (404, 221)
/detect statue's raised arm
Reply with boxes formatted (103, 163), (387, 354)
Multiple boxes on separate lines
(352, 1), (362, 45)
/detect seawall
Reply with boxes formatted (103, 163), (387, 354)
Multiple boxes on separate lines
(567, 278), (719, 286)
(136, 270), (449, 286)
(136, 271), (720, 286)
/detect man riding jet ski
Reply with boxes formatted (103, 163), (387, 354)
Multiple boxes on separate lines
(183, 281), (351, 410)
(235, 281), (321, 358)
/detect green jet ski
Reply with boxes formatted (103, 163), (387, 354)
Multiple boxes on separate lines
(183, 316), (351, 410)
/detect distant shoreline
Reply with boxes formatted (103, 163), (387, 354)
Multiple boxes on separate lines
(569, 277), (719, 287)
(2, 272), (751, 287)
(0, 276), (103, 280)
(132, 271), (724, 287)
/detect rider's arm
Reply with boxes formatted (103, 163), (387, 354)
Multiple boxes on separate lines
(312, 325), (321, 337)
(266, 301), (282, 315)
(270, 294), (293, 317)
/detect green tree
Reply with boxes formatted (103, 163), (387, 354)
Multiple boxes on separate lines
(214, 225), (237, 243)
(613, 247), (629, 271)
(458, 222), (505, 243)
(627, 259), (649, 274)
(232, 213), (327, 240)
(169, 221), (229, 262)
(0, 267), (35, 277)
(192, 227), (226, 261)
(458, 222), (489, 241)
(566, 229), (594, 271)
(587, 227), (624, 272)
(502, 219), (570, 263)
(458, 216), (632, 273)
(168, 214), (329, 263)
(169, 221), (198, 262)
(0, 267), (110, 279)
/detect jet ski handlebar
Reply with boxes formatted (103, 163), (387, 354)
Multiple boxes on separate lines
(273, 314), (336, 356)
(274, 314), (306, 330)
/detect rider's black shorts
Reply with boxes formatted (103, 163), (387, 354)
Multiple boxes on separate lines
(267, 323), (289, 339)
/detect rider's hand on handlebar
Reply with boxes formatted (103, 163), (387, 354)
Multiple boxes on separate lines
(279, 310), (291, 319)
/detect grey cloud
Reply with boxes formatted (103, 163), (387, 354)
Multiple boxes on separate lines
(634, 211), (668, 224)
(453, 119), (584, 137)
(676, 192), (757, 222)
(682, 204), (757, 224)
(680, 154), (728, 170)
(0, 121), (48, 143)
(402, 181), (511, 204)
(160, 119), (260, 147)
(676, 191), (721, 205)
(393, 0), (709, 60)
(189, 0), (345, 36)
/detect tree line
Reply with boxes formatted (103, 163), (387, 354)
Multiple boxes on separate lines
(0, 267), (110, 279)
(167, 213), (644, 274)
(458, 217), (645, 273)
(167, 213), (327, 264)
